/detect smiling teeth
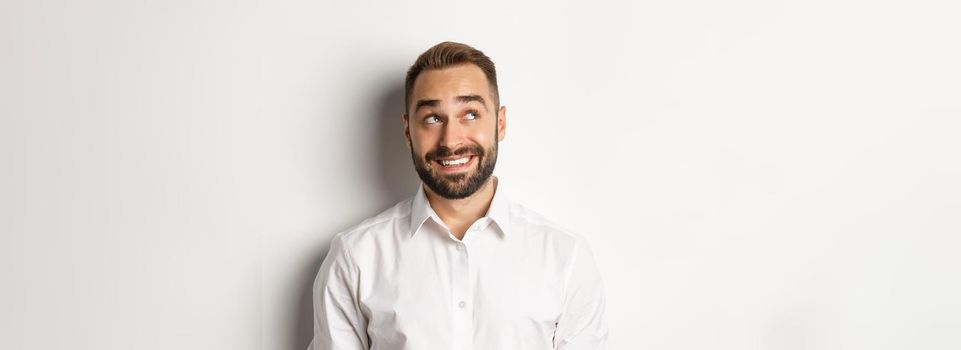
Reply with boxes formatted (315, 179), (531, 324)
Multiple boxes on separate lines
(440, 157), (469, 166)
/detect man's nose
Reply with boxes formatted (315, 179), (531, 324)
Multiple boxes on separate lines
(439, 119), (465, 149)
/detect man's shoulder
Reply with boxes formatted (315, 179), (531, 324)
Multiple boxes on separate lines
(331, 196), (414, 246)
(506, 199), (587, 246)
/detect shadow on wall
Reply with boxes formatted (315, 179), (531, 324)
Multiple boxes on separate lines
(290, 81), (420, 350)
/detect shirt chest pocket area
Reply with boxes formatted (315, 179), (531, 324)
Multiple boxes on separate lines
(361, 277), (451, 337)
(480, 272), (566, 329)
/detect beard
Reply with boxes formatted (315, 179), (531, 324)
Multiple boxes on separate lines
(410, 139), (498, 200)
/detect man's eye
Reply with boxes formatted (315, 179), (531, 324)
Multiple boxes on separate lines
(465, 111), (478, 120)
(425, 115), (441, 124)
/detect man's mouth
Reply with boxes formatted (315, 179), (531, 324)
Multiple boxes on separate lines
(432, 155), (475, 171)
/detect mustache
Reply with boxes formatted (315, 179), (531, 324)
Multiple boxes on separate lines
(426, 144), (484, 160)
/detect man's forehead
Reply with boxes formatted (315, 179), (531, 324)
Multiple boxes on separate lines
(412, 64), (492, 101)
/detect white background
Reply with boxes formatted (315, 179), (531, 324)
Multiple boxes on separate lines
(2, 0), (959, 349)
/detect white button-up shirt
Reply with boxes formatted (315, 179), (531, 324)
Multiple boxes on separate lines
(309, 177), (608, 350)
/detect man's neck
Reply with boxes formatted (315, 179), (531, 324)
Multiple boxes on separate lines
(423, 176), (498, 240)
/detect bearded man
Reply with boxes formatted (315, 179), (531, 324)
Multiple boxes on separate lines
(309, 41), (609, 350)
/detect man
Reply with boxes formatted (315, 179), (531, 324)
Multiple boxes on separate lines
(309, 41), (608, 350)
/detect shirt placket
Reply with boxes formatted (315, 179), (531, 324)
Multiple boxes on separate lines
(451, 237), (474, 350)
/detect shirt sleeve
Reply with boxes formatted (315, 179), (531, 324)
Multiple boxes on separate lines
(553, 236), (609, 350)
(308, 233), (370, 350)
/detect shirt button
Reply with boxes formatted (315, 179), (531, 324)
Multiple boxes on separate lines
(456, 245), (464, 251)
(458, 301), (466, 308)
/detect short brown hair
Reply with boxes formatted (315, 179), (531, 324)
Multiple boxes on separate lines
(404, 41), (499, 113)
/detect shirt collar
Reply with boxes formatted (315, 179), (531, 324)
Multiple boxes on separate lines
(409, 176), (511, 238)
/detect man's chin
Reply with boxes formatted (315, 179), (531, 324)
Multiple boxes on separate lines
(434, 180), (472, 194)
(427, 176), (481, 198)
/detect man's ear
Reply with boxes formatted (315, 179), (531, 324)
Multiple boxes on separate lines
(403, 113), (412, 149)
(497, 105), (507, 142)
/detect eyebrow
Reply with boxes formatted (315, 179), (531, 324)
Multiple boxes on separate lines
(414, 95), (488, 113)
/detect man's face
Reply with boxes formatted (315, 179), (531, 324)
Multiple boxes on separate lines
(404, 63), (507, 199)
